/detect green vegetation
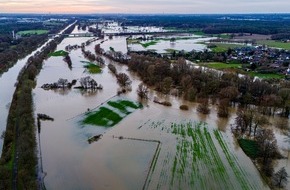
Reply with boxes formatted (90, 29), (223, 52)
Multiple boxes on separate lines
(82, 99), (142, 127)
(0, 24), (76, 190)
(201, 62), (284, 79)
(238, 139), (260, 159)
(139, 41), (159, 48)
(248, 72), (285, 79)
(214, 130), (250, 190)
(17, 29), (48, 35)
(201, 62), (242, 69)
(82, 61), (102, 74)
(48, 50), (68, 57)
(127, 38), (140, 44)
(257, 40), (290, 50)
(83, 107), (122, 127)
(146, 121), (256, 189)
(193, 31), (205, 36)
(209, 43), (246, 52)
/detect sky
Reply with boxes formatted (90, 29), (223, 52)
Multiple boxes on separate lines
(0, 0), (290, 14)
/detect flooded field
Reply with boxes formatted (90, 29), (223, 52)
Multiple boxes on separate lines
(128, 34), (214, 53)
(30, 27), (275, 189)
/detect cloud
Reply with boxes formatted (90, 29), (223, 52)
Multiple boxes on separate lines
(0, 0), (289, 13)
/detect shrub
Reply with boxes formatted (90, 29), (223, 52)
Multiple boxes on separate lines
(179, 105), (189, 110)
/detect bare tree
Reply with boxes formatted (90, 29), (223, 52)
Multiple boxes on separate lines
(108, 63), (117, 75)
(197, 98), (210, 114)
(161, 77), (173, 94)
(217, 98), (230, 118)
(79, 76), (98, 89)
(256, 129), (278, 165)
(279, 88), (290, 117)
(272, 167), (289, 188)
(137, 83), (149, 99)
(57, 78), (68, 88)
(253, 114), (269, 137)
(117, 73), (131, 87)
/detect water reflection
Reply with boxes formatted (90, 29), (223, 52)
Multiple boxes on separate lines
(216, 117), (230, 132)
(32, 33), (271, 190)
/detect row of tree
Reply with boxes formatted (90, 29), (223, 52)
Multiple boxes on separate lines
(0, 22), (76, 190)
(125, 54), (290, 117)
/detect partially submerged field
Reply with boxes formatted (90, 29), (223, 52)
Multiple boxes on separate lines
(81, 61), (102, 74)
(82, 99), (143, 127)
(257, 40), (290, 50)
(144, 121), (260, 190)
(209, 43), (246, 52)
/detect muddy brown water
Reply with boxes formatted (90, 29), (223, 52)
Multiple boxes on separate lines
(30, 32), (277, 189)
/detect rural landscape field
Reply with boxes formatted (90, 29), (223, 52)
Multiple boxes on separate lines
(1, 1), (290, 190)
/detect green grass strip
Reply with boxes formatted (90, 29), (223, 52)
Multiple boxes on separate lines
(238, 139), (260, 159)
(83, 63), (102, 74)
(257, 40), (290, 50)
(48, 50), (68, 57)
(201, 62), (242, 69)
(107, 101), (131, 114)
(83, 107), (122, 127)
(139, 41), (159, 48)
(17, 29), (48, 35)
(214, 130), (252, 190)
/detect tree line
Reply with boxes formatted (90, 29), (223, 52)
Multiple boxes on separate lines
(126, 54), (290, 117)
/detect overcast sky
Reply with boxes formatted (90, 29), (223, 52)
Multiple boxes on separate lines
(0, 0), (289, 14)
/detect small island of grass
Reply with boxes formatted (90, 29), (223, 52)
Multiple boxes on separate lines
(81, 61), (102, 74)
(139, 41), (159, 48)
(48, 50), (69, 57)
(82, 99), (143, 127)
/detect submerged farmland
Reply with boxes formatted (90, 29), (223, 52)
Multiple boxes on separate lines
(144, 121), (262, 190)
(30, 24), (270, 189)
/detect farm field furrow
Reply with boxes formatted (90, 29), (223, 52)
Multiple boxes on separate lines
(145, 121), (259, 190)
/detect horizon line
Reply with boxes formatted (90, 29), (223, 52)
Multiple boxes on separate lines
(1, 12), (290, 15)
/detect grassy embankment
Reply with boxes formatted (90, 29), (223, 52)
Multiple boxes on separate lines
(0, 46), (56, 189)
(82, 100), (143, 127)
(145, 121), (256, 189)
(257, 40), (290, 50)
(17, 30), (49, 36)
(0, 22), (76, 190)
(81, 61), (102, 74)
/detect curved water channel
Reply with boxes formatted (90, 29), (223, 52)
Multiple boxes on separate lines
(1, 24), (289, 189)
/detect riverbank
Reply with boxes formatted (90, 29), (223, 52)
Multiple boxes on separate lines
(0, 22), (76, 190)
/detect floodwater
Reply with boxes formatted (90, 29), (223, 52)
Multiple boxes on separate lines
(32, 29), (273, 189)
(128, 35), (214, 53)
(0, 22), (76, 154)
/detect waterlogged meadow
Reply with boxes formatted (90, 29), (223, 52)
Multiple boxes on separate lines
(82, 99), (143, 127)
(145, 121), (260, 190)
